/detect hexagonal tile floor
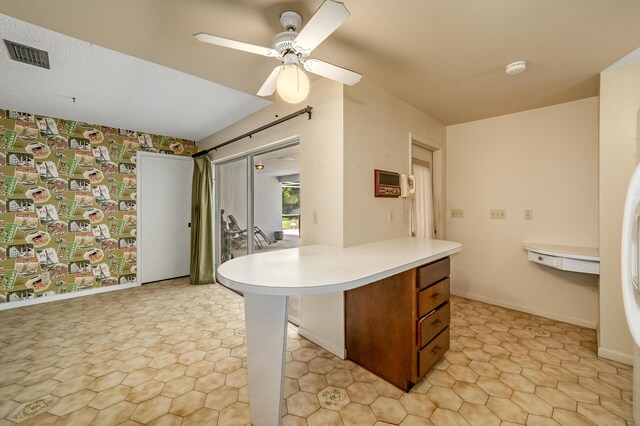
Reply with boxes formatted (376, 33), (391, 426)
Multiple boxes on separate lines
(0, 278), (633, 425)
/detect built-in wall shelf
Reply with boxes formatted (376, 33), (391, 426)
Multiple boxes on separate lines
(523, 242), (599, 275)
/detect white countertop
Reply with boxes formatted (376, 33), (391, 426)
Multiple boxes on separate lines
(522, 242), (599, 261)
(217, 237), (462, 296)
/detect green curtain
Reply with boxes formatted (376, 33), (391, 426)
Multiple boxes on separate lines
(190, 156), (215, 284)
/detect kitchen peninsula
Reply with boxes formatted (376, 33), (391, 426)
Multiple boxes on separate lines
(217, 237), (462, 426)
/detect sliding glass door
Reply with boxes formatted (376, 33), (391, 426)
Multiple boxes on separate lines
(253, 146), (301, 323)
(216, 157), (248, 264)
(215, 143), (301, 323)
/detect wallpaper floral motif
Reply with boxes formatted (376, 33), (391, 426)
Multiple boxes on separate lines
(0, 108), (196, 305)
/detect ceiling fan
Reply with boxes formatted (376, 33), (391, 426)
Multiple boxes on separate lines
(195, 0), (362, 103)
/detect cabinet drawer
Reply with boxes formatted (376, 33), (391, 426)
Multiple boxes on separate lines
(418, 278), (450, 317)
(419, 302), (450, 348)
(527, 251), (559, 268)
(418, 257), (450, 290)
(418, 327), (450, 377)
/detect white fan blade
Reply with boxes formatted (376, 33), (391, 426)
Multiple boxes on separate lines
(302, 59), (361, 86)
(194, 33), (279, 58)
(257, 66), (283, 96)
(292, 1), (350, 55)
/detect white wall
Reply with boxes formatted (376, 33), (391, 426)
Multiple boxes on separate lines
(343, 80), (447, 247)
(598, 64), (640, 363)
(446, 97), (600, 328)
(254, 173), (282, 240)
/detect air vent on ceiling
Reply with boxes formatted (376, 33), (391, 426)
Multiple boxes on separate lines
(4, 39), (50, 69)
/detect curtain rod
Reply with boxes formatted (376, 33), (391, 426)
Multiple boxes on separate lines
(192, 105), (313, 158)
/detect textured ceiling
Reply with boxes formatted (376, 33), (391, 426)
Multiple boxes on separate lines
(0, 13), (268, 141)
(1, 0), (640, 126)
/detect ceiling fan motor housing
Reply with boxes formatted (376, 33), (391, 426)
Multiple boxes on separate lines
(272, 31), (298, 56)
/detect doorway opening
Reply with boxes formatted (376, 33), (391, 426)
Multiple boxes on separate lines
(411, 138), (442, 239)
(412, 158), (435, 238)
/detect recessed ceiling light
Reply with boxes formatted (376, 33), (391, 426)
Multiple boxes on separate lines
(506, 60), (527, 76)
(255, 164), (265, 170)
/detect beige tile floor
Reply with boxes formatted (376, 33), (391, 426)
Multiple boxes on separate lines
(0, 278), (633, 425)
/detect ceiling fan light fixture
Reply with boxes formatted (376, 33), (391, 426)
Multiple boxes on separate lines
(505, 60), (527, 76)
(276, 63), (310, 104)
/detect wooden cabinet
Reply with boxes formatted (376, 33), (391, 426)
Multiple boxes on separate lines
(345, 256), (451, 391)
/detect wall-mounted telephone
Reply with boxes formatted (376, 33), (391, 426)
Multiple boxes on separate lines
(400, 174), (415, 198)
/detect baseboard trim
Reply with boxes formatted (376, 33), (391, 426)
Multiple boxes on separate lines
(298, 326), (345, 359)
(451, 290), (598, 329)
(597, 347), (633, 365)
(0, 282), (140, 311)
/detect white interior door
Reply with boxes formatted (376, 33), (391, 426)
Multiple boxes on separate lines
(138, 152), (193, 283)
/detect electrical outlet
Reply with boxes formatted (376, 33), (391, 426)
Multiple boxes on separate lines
(524, 209), (533, 220)
(490, 209), (506, 219)
(451, 209), (464, 218)
(313, 211), (318, 224)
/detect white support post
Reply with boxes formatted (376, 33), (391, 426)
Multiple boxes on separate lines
(243, 292), (289, 426)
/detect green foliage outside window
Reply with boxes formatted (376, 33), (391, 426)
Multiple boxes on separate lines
(282, 186), (300, 229)
(282, 187), (300, 214)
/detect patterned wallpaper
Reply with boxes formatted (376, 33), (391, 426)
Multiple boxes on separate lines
(0, 108), (196, 305)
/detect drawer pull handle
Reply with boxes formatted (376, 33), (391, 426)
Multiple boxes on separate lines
(432, 319), (442, 327)
(431, 345), (441, 354)
(538, 256), (543, 261)
(431, 292), (440, 299)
